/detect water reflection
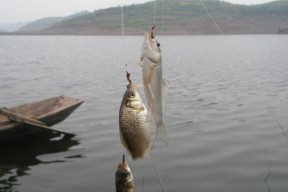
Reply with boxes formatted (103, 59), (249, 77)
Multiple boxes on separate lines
(0, 134), (82, 191)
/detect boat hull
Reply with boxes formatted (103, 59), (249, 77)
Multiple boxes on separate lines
(0, 95), (84, 143)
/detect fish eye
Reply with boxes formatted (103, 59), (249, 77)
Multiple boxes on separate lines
(128, 91), (135, 98)
(157, 42), (160, 47)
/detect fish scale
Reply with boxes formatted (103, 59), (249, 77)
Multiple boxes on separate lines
(119, 83), (152, 159)
(140, 29), (168, 144)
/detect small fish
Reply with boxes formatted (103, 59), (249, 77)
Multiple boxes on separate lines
(115, 155), (135, 192)
(119, 73), (152, 159)
(140, 26), (168, 144)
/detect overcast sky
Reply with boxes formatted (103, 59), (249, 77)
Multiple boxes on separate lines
(0, 0), (275, 23)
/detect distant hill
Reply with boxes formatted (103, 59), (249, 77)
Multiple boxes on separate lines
(18, 11), (89, 32)
(3, 0), (288, 35)
(0, 22), (29, 32)
(18, 17), (65, 31)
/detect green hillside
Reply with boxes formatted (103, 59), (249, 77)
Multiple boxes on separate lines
(18, 11), (89, 32)
(18, 17), (65, 31)
(6, 0), (288, 35)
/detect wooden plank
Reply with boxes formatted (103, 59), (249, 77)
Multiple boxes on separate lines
(22, 120), (75, 137)
(0, 108), (75, 137)
(0, 108), (45, 125)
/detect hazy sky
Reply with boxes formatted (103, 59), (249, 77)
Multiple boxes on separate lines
(0, 0), (275, 23)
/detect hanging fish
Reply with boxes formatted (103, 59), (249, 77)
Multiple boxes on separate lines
(119, 72), (152, 159)
(140, 26), (168, 145)
(115, 155), (135, 192)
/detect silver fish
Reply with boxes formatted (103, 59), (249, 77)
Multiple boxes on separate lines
(140, 26), (168, 144)
(115, 155), (135, 192)
(119, 81), (152, 159)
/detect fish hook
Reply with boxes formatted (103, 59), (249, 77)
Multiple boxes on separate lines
(122, 154), (125, 164)
(126, 71), (132, 85)
(151, 24), (155, 38)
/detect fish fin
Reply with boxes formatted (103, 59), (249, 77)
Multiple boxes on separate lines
(162, 79), (168, 112)
(147, 65), (155, 83)
(138, 62), (143, 67)
(143, 64), (155, 105)
(143, 142), (152, 159)
(146, 108), (153, 122)
(144, 83), (154, 112)
(143, 83), (154, 125)
(147, 51), (161, 64)
(156, 124), (168, 146)
(150, 61), (161, 70)
(120, 132), (132, 156)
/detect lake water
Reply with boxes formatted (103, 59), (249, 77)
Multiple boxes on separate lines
(0, 35), (288, 192)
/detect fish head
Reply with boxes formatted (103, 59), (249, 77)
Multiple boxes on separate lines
(115, 155), (135, 191)
(123, 84), (145, 112)
(116, 159), (133, 179)
(140, 28), (161, 62)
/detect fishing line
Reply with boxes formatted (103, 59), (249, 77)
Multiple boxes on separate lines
(142, 176), (146, 192)
(152, 0), (165, 35)
(148, 0), (168, 181)
(120, 0), (129, 72)
(161, 0), (165, 36)
(199, 0), (223, 35)
(148, 155), (166, 192)
(154, 0), (157, 25)
(120, 0), (125, 35)
(268, 108), (288, 142)
(264, 149), (272, 192)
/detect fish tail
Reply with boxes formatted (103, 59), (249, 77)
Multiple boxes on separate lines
(156, 123), (168, 145)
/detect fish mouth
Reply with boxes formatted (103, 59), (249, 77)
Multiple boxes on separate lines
(147, 25), (160, 50)
(143, 33), (152, 51)
(117, 155), (130, 172)
(143, 25), (155, 49)
(141, 25), (161, 62)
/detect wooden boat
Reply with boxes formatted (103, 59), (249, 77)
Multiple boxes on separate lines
(0, 95), (84, 143)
